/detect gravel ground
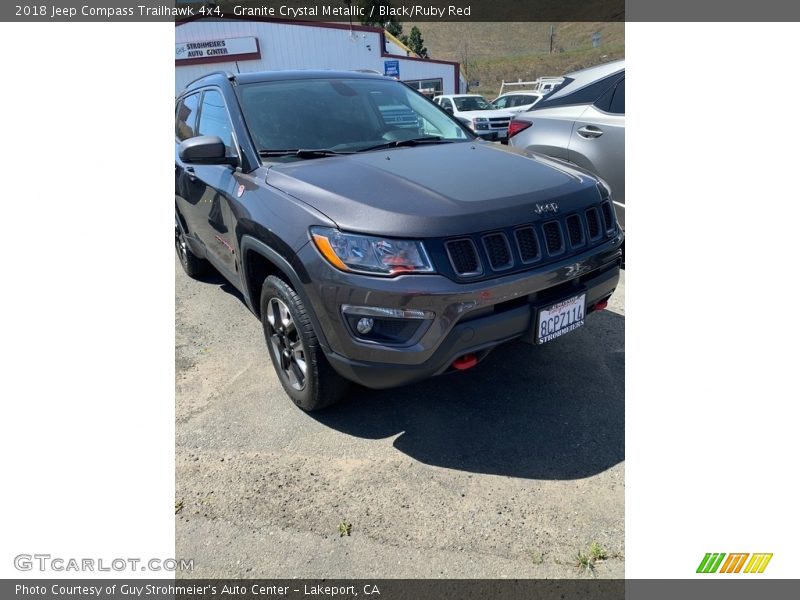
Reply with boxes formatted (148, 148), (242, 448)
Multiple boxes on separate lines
(176, 259), (625, 578)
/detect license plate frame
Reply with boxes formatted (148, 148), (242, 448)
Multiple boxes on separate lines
(535, 293), (587, 345)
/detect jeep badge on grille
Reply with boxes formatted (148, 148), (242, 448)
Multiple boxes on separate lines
(534, 202), (559, 215)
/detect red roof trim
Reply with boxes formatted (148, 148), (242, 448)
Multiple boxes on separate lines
(176, 13), (379, 34)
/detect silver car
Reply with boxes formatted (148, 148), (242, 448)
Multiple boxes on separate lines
(508, 60), (625, 227)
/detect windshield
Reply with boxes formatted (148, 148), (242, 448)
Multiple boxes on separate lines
(453, 96), (493, 111)
(236, 77), (472, 159)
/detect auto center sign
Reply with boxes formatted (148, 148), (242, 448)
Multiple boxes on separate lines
(175, 37), (261, 65)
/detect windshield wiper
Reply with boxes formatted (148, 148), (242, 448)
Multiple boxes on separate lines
(259, 149), (353, 159)
(356, 136), (453, 153)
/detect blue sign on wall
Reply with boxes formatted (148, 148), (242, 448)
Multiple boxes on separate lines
(384, 60), (400, 77)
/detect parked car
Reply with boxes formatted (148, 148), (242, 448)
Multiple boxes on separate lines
(508, 60), (625, 228)
(491, 91), (545, 113)
(175, 70), (624, 411)
(432, 94), (513, 141)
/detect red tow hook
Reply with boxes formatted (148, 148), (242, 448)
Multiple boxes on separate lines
(594, 300), (609, 312)
(452, 353), (478, 371)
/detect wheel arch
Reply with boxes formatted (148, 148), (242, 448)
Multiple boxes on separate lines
(239, 235), (332, 354)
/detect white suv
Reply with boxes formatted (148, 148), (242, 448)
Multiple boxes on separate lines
(433, 94), (514, 141)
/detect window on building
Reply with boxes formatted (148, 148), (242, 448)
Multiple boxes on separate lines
(404, 78), (444, 97)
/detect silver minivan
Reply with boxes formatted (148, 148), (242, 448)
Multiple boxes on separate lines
(508, 60), (625, 227)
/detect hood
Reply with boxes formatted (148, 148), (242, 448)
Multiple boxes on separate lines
(265, 141), (602, 238)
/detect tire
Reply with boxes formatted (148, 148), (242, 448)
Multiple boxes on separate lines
(175, 214), (209, 278)
(260, 276), (350, 411)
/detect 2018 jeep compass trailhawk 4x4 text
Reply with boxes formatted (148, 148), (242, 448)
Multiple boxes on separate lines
(175, 70), (623, 411)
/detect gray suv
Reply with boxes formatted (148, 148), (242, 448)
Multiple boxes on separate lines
(508, 60), (625, 228)
(175, 70), (623, 411)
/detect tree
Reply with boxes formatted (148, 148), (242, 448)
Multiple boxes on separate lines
(406, 26), (428, 58)
(385, 20), (403, 38)
(385, 20), (409, 48)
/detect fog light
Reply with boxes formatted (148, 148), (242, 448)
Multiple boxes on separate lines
(342, 305), (434, 345)
(356, 317), (374, 334)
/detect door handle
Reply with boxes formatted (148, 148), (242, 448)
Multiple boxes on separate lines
(185, 166), (196, 181)
(577, 125), (603, 139)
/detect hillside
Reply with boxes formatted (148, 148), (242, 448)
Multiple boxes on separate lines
(412, 22), (625, 97)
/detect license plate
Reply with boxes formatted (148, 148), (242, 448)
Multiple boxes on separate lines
(536, 294), (586, 344)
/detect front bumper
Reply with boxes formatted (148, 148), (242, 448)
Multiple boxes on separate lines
(296, 233), (622, 389)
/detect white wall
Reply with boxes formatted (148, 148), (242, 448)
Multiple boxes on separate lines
(175, 20), (458, 95)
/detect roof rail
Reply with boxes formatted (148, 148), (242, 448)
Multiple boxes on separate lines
(184, 70), (237, 89)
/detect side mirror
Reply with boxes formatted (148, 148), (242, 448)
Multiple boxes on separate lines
(444, 105), (453, 114)
(179, 136), (237, 165)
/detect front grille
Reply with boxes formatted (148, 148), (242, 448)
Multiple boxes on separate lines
(601, 201), (616, 232)
(585, 207), (602, 239)
(440, 200), (615, 280)
(445, 238), (481, 276)
(566, 214), (585, 248)
(482, 233), (513, 270)
(542, 221), (564, 255)
(515, 227), (540, 263)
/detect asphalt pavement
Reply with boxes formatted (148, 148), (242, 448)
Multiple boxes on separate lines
(175, 259), (625, 578)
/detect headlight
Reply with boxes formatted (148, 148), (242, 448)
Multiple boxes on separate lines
(310, 227), (435, 276)
(471, 117), (490, 130)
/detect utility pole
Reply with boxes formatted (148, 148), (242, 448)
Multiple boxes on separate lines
(549, 25), (555, 55)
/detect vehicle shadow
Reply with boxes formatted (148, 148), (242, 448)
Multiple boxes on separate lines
(311, 310), (624, 481)
(192, 267), (248, 306)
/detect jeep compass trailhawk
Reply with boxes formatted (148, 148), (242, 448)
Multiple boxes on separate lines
(175, 70), (623, 411)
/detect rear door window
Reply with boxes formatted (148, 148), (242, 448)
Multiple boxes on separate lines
(609, 78), (625, 114)
(537, 71), (624, 111)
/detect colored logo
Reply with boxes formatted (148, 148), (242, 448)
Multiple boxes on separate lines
(696, 553), (773, 574)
